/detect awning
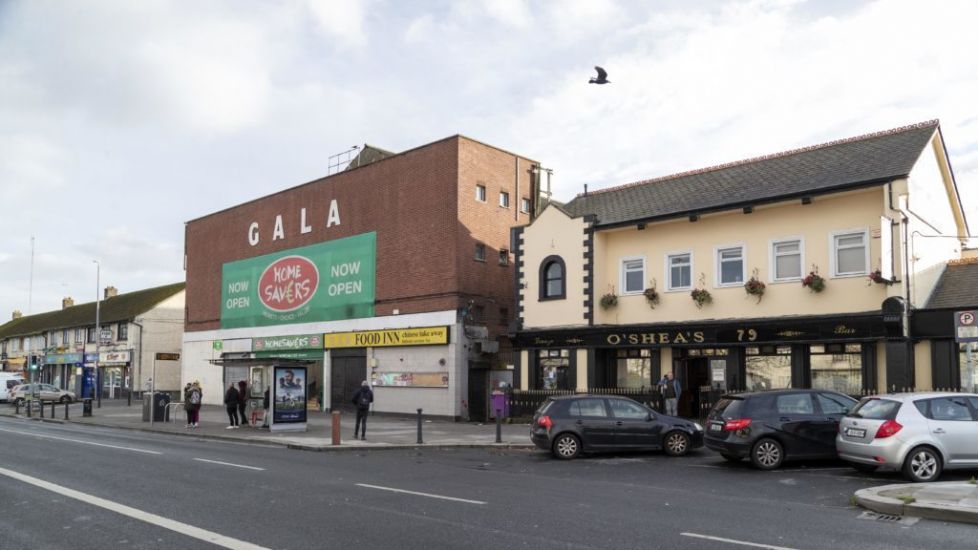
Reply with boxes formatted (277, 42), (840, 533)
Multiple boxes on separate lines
(207, 358), (316, 367)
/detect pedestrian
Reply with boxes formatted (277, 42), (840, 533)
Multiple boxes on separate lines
(658, 371), (681, 417)
(188, 381), (202, 428)
(183, 382), (193, 428)
(224, 382), (240, 429)
(262, 386), (270, 428)
(237, 380), (249, 426)
(351, 380), (373, 440)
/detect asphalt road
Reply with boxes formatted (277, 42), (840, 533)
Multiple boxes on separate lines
(1, 416), (975, 550)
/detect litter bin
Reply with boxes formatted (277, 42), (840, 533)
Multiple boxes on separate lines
(490, 390), (509, 419)
(82, 399), (93, 417)
(142, 392), (170, 421)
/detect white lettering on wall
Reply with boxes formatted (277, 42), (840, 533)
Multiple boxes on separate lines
(244, 202), (342, 246)
(273, 215), (285, 241)
(327, 199), (341, 227)
(248, 222), (260, 246)
(300, 208), (312, 234)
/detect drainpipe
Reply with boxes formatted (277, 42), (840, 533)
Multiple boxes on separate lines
(131, 319), (144, 400)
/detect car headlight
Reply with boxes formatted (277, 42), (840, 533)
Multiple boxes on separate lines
(692, 422), (703, 432)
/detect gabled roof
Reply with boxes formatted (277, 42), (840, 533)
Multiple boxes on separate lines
(564, 121), (941, 227)
(926, 259), (978, 309)
(0, 282), (185, 339)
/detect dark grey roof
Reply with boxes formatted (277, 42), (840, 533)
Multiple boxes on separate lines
(564, 121), (939, 227)
(926, 261), (978, 309)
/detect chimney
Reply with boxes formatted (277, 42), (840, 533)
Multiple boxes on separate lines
(12, 310), (22, 320)
(104, 286), (118, 299)
(62, 297), (74, 309)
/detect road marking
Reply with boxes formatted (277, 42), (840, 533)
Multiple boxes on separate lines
(681, 532), (798, 550)
(356, 483), (487, 505)
(0, 426), (161, 455)
(193, 458), (265, 471)
(0, 465), (269, 550)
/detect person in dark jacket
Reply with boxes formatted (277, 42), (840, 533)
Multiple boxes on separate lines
(223, 383), (241, 429)
(237, 380), (249, 426)
(351, 381), (374, 440)
(261, 386), (270, 428)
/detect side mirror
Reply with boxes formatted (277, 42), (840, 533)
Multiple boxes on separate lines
(646, 412), (656, 421)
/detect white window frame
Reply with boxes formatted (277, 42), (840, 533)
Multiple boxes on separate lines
(520, 198), (530, 213)
(619, 256), (646, 295)
(829, 228), (870, 278)
(499, 191), (510, 208)
(475, 184), (486, 202)
(714, 244), (746, 287)
(769, 236), (805, 283)
(665, 250), (694, 291)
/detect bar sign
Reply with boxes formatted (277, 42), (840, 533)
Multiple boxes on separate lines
(155, 352), (181, 361)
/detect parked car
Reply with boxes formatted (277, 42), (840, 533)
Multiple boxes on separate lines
(837, 392), (978, 482)
(704, 389), (857, 470)
(531, 394), (704, 459)
(10, 383), (76, 405)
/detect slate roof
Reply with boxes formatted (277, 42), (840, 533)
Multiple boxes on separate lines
(926, 259), (978, 309)
(0, 282), (185, 339)
(564, 121), (940, 227)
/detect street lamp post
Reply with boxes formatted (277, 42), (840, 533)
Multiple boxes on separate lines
(94, 260), (101, 408)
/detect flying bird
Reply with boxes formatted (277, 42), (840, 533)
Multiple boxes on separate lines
(589, 66), (610, 84)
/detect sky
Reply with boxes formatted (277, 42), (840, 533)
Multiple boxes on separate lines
(1, 0), (977, 321)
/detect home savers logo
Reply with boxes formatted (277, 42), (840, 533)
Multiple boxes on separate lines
(255, 255), (319, 321)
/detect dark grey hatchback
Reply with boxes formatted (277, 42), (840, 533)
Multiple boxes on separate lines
(531, 395), (705, 459)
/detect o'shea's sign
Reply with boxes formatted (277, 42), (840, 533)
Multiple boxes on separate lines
(220, 232), (376, 328)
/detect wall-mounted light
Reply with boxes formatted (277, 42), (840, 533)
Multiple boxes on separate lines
(743, 206), (753, 214)
(689, 214), (699, 222)
(801, 196), (812, 205)
(637, 223), (646, 230)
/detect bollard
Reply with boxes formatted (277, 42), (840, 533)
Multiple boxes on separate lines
(331, 411), (341, 446)
(64, 401), (70, 420)
(39, 401), (44, 418)
(495, 409), (502, 443)
(416, 408), (423, 444)
(27, 400), (31, 418)
(14, 400), (20, 415)
(51, 402), (55, 418)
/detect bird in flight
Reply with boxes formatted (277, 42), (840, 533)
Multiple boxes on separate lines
(589, 66), (610, 84)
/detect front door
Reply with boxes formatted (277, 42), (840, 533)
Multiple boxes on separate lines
(330, 350), (366, 412)
(468, 366), (488, 422)
(677, 358), (710, 418)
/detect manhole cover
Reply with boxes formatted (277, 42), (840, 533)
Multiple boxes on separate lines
(857, 511), (920, 526)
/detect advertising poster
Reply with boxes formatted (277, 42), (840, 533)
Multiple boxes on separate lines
(372, 372), (449, 388)
(273, 366), (307, 423)
(221, 232), (376, 329)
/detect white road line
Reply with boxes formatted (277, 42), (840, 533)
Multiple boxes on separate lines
(0, 426), (161, 455)
(356, 483), (487, 505)
(193, 458), (265, 471)
(681, 532), (799, 550)
(0, 465), (269, 550)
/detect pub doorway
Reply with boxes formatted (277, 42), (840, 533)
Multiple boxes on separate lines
(330, 348), (367, 412)
(676, 357), (711, 418)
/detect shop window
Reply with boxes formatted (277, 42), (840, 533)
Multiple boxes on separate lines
(620, 257), (645, 294)
(539, 349), (570, 390)
(772, 239), (802, 281)
(746, 346), (791, 391)
(539, 255), (566, 300)
(615, 349), (651, 388)
(687, 348), (729, 357)
(717, 246), (745, 286)
(521, 198), (530, 213)
(960, 342), (977, 393)
(831, 229), (868, 277)
(475, 243), (486, 262)
(667, 252), (692, 290)
(117, 323), (128, 341)
(475, 184), (486, 202)
(499, 191), (510, 208)
(811, 343), (862, 394)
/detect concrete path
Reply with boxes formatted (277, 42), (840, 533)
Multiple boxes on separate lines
(855, 481), (978, 524)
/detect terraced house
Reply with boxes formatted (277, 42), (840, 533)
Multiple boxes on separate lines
(513, 120), (975, 416)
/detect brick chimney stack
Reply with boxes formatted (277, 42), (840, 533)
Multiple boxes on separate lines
(12, 310), (22, 320)
(104, 286), (118, 299)
(62, 297), (74, 309)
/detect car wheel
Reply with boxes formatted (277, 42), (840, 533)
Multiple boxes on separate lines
(59, 395), (70, 404)
(552, 433), (581, 460)
(750, 438), (784, 470)
(850, 463), (878, 473)
(903, 446), (942, 482)
(663, 431), (691, 457)
(720, 453), (742, 463)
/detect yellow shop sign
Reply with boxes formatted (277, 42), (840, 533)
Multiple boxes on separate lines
(324, 326), (450, 349)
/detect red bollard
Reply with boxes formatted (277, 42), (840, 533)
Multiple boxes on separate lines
(331, 410), (341, 445)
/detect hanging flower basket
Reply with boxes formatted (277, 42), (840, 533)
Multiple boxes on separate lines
(801, 271), (826, 293)
(643, 282), (660, 309)
(868, 270), (894, 286)
(744, 276), (766, 303)
(690, 288), (712, 308)
(600, 290), (618, 309)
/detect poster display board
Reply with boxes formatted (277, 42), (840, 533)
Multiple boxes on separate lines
(273, 366), (307, 423)
(372, 372), (449, 388)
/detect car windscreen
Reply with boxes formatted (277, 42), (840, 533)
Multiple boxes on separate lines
(712, 398), (744, 419)
(849, 398), (901, 420)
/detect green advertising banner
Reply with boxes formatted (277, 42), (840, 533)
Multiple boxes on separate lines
(221, 233), (376, 328)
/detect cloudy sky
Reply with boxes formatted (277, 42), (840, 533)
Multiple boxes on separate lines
(1, 0), (976, 320)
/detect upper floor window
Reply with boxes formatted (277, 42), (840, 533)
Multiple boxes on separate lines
(11, 339), (20, 352)
(717, 245), (744, 286)
(667, 252), (692, 290)
(75, 328), (84, 344)
(62, 329), (70, 344)
(87, 327), (96, 344)
(475, 184), (487, 202)
(520, 198), (530, 213)
(474, 243), (486, 262)
(772, 238), (802, 281)
(117, 322), (128, 341)
(50, 331), (60, 346)
(831, 229), (868, 277)
(620, 257), (645, 294)
(539, 255), (566, 300)
(498, 249), (510, 266)
(499, 191), (510, 208)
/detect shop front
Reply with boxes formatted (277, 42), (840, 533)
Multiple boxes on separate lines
(42, 353), (84, 393)
(99, 350), (132, 399)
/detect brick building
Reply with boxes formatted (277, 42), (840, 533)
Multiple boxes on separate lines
(182, 136), (540, 422)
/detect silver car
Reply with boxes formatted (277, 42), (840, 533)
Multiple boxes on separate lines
(837, 392), (978, 482)
(10, 383), (77, 405)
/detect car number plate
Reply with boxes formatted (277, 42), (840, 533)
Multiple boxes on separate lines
(845, 427), (866, 438)
(710, 423), (723, 432)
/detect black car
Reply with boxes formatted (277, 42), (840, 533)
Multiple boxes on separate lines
(531, 394), (705, 459)
(704, 389), (857, 470)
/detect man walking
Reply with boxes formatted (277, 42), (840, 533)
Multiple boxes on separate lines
(351, 381), (373, 440)
(658, 371), (681, 417)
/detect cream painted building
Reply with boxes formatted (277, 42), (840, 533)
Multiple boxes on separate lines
(513, 121), (973, 416)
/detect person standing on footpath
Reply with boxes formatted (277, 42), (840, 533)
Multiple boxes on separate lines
(351, 381), (373, 440)
(237, 380), (249, 426)
(183, 383), (193, 428)
(658, 371), (681, 417)
(262, 386), (270, 428)
(224, 382), (241, 429)
(187, 381), (202, 428)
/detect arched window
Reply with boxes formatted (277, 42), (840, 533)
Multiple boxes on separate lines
(539, 255), (566, 300)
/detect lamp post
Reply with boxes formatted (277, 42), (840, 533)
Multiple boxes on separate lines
(93, 260), (101, 408)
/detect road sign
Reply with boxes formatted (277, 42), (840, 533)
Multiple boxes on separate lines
(100, 329), (113, 344)
(155, 352), (181, 361)
(955, 310), (978, 343)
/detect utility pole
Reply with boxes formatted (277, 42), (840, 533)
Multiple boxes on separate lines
(94, 260), (101, 407)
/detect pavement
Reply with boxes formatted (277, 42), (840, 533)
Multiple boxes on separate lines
(855, 480), (978, 524)
(0, 398), (534, 451)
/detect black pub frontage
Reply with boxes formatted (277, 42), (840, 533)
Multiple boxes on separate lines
(513, 307), (910, 418)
